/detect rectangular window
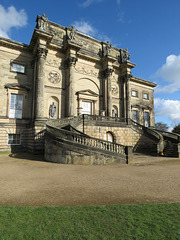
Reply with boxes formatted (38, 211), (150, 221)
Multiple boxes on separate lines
(144, 112), (150, 127)
(9, 94), (23, 119)
(132, 90), (138, 97)
(8, 134), (21, 145)
(143, 93), (149, 99)
(133, 110), (138, 122)
(11, 63), (25, 74)
(81, 101), (92, 115)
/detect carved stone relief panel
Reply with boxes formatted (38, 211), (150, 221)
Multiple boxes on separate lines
(48, 26), (65, 43)
(46, 58), (61, 68)
(74, 66), (98, 77)
(111, 75), (119, 96)
(76, 37), (100, 54)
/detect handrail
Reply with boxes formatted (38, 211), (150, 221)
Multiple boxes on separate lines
(130, 119), (164, 153)
(46, 123), (126, 156)
(154, 129), (180, 143)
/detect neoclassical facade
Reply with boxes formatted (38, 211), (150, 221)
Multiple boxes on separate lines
(0, 14), (157, 154)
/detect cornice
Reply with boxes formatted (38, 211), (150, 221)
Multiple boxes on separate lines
(131, 76), (157, 87)
(0, 37), (29, 51)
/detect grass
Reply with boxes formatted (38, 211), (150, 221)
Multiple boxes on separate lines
(0, 203), (179, 240)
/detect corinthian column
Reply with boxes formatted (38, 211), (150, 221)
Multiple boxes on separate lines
(104, 68), (114, 116)
(35, 47), (48, 119)
(66, 56), (77, 117)
(126, 74), (131, 122)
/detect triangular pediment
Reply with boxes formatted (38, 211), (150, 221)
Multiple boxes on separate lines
(76, 89), (99, 97)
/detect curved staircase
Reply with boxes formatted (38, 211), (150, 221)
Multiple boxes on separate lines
(130, 120), (180, 157)
(45, 116), (127, 165)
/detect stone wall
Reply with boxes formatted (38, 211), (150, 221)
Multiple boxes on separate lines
(44, 135), (126, 165)
(77, 124), (141, 147)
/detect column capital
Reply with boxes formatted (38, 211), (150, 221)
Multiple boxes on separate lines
(102, 68), (114, 78)
(65, 56), (78, 68)
(37, 47), (48, 60)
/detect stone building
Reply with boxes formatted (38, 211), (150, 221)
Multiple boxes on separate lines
(1, 14), (177, 164)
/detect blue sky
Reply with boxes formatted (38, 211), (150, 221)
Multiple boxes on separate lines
(0, 0), (180, 129)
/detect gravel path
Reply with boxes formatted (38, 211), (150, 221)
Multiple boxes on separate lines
(0, 154), (180, 206)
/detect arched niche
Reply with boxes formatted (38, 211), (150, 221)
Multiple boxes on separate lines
(112, 105), (118, 117)
(48, 96), (59, 119)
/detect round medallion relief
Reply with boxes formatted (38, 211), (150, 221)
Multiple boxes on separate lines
(48, 71), (61, 84)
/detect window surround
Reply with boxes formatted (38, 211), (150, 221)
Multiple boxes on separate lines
(10, 62), (26, 74)
(132, 109), (139, 123)
(7, 134), (21, 145)
(9, 94), (23, 119)
(131, 90), (138, 97)
(143, 92), (149, 100)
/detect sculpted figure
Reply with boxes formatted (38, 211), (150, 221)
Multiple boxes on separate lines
(36, 13), (48, 31)
(49, 102), (56, 118)
(106, 41), (112, 55)
(69, 26), (75, 41)
(120, 48), (131, 62)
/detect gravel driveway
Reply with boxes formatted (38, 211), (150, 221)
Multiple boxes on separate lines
(0, 153), (180, 206)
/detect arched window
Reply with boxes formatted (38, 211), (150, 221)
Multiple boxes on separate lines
(104, 131), (114, 142)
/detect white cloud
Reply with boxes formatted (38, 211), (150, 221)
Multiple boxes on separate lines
(155, 98), (180, 123)
(0, 5), (27, 38)
(73, 21), (96, 36)
(80, 0), (103, 7)
(117, 0), (121, 5)
(73, 20), (111, 42)
(154, 54), (180, 93)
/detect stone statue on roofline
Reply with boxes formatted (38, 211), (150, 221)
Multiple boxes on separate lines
(36, 13), (48, 31)
(106, 40), (112, 56)
(66, 25), (76, 42)
(120, 48), (131, 63)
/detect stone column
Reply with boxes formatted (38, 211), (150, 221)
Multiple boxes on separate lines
(66, 56), (77, 117)
(126, 74), (131, 123)
(35, 47), (48, 119)
(106, 68), (114, 117)
(104, 68), (114, 116)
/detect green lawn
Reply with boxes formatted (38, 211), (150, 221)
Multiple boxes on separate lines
(0, 203), (179, 240)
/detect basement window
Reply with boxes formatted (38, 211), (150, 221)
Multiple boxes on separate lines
(8, 134), (21, 145)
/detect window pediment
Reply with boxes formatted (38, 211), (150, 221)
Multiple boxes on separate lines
(76, 89), (99, 97)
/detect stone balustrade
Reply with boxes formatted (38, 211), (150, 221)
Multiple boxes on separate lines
(46, 124), (126, 156)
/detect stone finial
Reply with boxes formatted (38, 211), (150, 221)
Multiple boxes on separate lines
(36, 14), (48, 31)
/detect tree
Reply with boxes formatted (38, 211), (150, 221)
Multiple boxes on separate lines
(172, 124), (180, 134)
(155, 122), (169, 131)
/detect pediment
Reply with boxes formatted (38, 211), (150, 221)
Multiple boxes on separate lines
(76, 89), (99, 97)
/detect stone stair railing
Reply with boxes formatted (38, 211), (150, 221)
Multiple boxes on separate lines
(130, 119), (164, 154)
(154, 129), (180, 143)
(46, 120), (126, 157)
